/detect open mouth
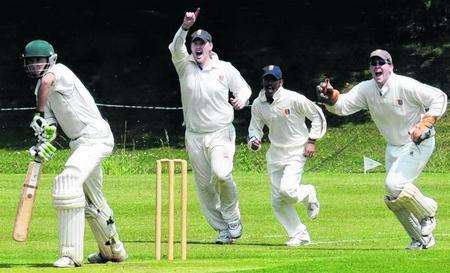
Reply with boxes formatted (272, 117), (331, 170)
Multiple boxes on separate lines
(375, 71), (382, 77)
(195, 50), (203, 58)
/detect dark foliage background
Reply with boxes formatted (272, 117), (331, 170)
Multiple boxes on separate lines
(0, 0), (448, 148)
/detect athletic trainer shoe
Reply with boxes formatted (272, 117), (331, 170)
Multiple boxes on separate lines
(87, 253), (108, 264)
(215, 230), (235, 244)
(285, 237), (311, 247)
(228, 221), (243, 239)
(421, 217), (437, 236)
(307, 186), (320, 220)
(53, 256), (77, 268)
(87, 242), (128, 263)
(406, 234), (436, 250)
(308, 202), (320, 220)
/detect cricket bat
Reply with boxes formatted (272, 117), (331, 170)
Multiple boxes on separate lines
(12, 158), (43, 242)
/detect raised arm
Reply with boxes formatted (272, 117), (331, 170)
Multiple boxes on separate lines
(317, 79), (368, 116)
(168, 8), (200, 74)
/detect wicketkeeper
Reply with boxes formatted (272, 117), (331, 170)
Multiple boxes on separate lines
(169, 8), (251, 244)
(317, 49), (447, 249)
(23, 39), (128, 267)
(248, 65), (326, 246)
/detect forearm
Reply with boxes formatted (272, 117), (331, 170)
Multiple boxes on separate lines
(37, 85), (51, 113)
(326, 94), (365, 116)
(169, 27), (189, 58)
(427, 91), (447, 119)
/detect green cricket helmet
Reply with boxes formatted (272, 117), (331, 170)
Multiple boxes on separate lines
(22, 39), (58, 78)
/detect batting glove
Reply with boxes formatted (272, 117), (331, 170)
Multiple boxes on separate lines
(30, 113), (57, 142)
(29, 141), (57, 161)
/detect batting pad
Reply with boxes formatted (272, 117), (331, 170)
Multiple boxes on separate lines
(58, 207), (85, 266)
(85, 201), (126, 261)
(384, 196), (426, 244)
(397, 183), (437, 221)
(52, 173), (85, 209)
(53, 173), (86, 265)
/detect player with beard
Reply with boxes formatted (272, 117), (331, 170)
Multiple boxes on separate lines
(248, 65), (326, 246)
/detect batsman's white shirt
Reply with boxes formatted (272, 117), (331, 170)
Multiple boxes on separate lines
(169, 27), (251, 133)
(35, 63), (117, 262)
(249, 87), (326, 163)
(35, 63), (112, 141)
(326, 73), (447, 146)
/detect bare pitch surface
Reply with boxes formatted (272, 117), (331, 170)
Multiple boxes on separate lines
(1, 172), (449, 273)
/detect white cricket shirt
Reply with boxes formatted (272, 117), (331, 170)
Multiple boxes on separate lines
(169, 27), (251, 133)
(327, 73), (447, 146)
(35, 63), (111, 140)
(248, 87), (327, 148)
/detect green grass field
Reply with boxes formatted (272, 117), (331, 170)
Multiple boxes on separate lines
(1, 171), (449, 273)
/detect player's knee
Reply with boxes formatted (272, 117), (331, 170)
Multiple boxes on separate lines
(53, 172), (85, 209)
(384, 175), (404, 198)
(212, 167), (232, 182)
(279, 185), (297, 200)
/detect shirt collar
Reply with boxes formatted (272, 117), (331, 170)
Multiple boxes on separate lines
(258, 86), (284, 103)
(374, 72), (395, 96)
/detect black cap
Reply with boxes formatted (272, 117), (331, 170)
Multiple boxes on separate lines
(191, 29), (212, 43)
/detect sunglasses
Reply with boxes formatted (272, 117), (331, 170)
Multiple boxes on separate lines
(370, 59), (388, 66)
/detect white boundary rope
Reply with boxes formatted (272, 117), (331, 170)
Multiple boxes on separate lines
(0, 103), (256, 111)
(0, 104), (184, 111)
(0, 107), (35, 111)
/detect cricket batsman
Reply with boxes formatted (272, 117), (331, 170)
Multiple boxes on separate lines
(248, 65), (326, 246)
(169, 8), (251, 244)
(23, 39), (127, 267)
(317, 49), (447, 249)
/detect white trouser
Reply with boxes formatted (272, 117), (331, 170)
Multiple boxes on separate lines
(267, 146), (312, 238)
(185, 125), (241, 231)
(384, 137), (435, 198)
(53, 135), (115, 262)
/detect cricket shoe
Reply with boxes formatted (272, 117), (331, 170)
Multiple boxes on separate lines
(406, 234), (436, 250)
(215, 230), (235, 245)
(228, 220), (243, 239)
(53, 256), (78, 268)
(87, 242), (128, 263)
(421, 217), (436, 236)
(285, 237), (311, 247)
(306, 185), (320, 220)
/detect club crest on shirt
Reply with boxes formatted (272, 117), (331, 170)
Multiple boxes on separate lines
(397, 99), (403, 105)
(282, 108), (291, 116)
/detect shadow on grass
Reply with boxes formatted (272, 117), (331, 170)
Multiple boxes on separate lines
(0, 263), (53, 268)
(123, 240), (399, 250)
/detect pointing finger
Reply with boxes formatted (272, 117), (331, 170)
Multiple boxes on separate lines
(194, 7), (200, 18)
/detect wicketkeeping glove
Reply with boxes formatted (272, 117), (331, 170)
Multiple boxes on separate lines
(409, 115), (436, 145)
(29, 141), (57, 161)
